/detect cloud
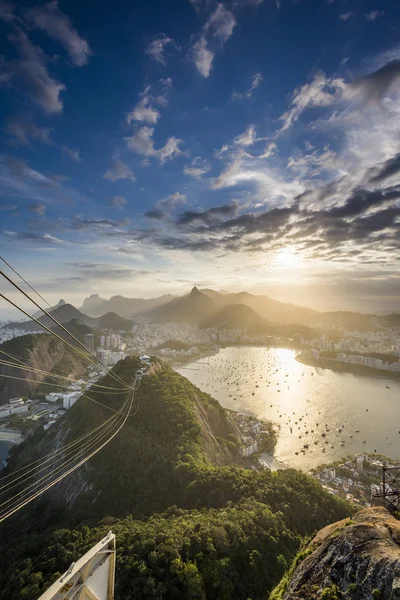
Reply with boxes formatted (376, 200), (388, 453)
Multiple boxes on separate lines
(0, 155), (88, 205)
(125, 126), (183, 164)
(103, 159), (135, 182)
(339, 11), (352, 21)
(192, 37), (214, 77)
(234, 124), (257, 146)
(66, 261), (138, 281)
(145, 192), (186, 219)
(27, 1), (92, 66)
(126, 97), (160, 125)
(0, 203), (17, 210)
(146, 34), (176, 65)
(370, 153), (400, 183)
(232, 72), (262, 101)
(62, 146), (81, 161)
(278, 60), (400, 132)
(5, 231), (64, 244)
(366, 10), (384, 21)
(191, 3), (235, 78)
(28, 203), (46, 216)
(176, 203), (238, 226)
(4, 115), (52, 146)
(184, 157), (211, 178)
(346, 61), (400, 106)
(279, 72), (344, 131)
(204, 3), (236, 43)
(0, 1), (14, 22)
(107, 195), (128, 209)
(71, 217), (129, 232)
(2, 29), (65, 113)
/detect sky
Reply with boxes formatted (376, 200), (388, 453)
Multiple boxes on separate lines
(0, 0), (400, 318)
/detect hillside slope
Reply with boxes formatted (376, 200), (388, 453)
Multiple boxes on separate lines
(4, 304), (95, 332)
(201, 303), (267, 330)
(0, 333), (87, 403)
(142, 287), (215, 324)
(96, 312), (133, 330)
(0, 358), (353, 600)
(2, 357), (242, 521)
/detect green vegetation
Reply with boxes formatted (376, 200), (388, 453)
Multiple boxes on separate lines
(269, 542), (314, 600)
(372, 590), (382, 599)
(0, 358), (354, 599)
(321, 584), (340, 599)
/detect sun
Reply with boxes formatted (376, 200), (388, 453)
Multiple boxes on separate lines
(275, 247), (300, 266)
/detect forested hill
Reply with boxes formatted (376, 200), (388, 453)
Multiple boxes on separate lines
(0, 358), (353, 599)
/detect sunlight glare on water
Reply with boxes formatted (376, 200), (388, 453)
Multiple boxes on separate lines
(177, 346), (400, 471)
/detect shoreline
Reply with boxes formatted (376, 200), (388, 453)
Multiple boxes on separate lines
(296, 353), (400, 383)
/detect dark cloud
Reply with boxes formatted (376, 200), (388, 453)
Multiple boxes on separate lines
(176, 203), (238, 226)
(349, 60), (400, 105)
(144, 208), (165, 220)
(370, 153), (400, 183)
(144, 192), (186, 221)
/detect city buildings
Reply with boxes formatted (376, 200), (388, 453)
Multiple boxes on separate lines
(84, 333), (95, 353)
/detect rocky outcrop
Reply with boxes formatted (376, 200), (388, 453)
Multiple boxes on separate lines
(0, 333), (87, 403)
(271, 506), (400, 600)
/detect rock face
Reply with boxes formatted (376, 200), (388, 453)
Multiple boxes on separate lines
(0, 333), (87, 403)
(274, 506), (400, 600)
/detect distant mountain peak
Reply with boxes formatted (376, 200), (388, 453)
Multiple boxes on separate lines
(190, 286), (201, 297)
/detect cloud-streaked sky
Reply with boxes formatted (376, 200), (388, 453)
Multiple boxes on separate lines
(0, 0), (400, 315)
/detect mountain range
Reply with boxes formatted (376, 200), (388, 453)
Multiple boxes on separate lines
(4, 287), (399, 333)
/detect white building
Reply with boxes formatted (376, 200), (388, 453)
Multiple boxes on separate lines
(0, 400), (29, 419)
(62, 392), (81, 410)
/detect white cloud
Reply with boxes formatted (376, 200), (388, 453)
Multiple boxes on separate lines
(279, 72), (345, 132)
(204, 3), (236, 43)
(192, 37), (214, 77)
(158, 137), (184, 164)
(191, 3), (235, 78)
(232, 72), (262, 100)
(259, 142), (277, 159)
(4, 115), (52, 146)
(125, 126), (183, 164)
(212, 149), (304, 206)
(146, 34), (176, 65)
(234, 124), (257, 146)
(339, 11), (352, 21)
(3, 30), (66, 113)
(27, 0), (92, 66)
(366, 10), (384, 21)
(126, 97), (160, 124)
(104, 159), (135, 182)
(62, 146), (81, 161)
(184, 157), (211, 178)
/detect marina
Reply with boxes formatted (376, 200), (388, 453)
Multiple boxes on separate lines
(177, 346), (400, 471)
